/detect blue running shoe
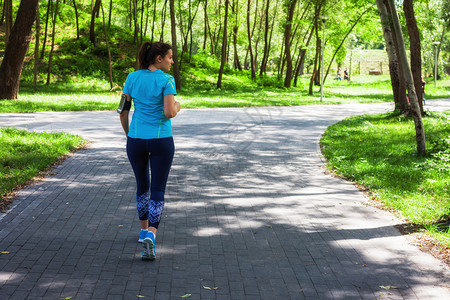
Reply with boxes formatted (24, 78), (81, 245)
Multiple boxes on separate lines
(142, 232), (156, 261)
(138, 229), (148, 243)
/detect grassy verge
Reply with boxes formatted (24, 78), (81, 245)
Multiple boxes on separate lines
(320, 111), (450, 247)
(1, 75), (449, 113)
(0, 128), (85, 211)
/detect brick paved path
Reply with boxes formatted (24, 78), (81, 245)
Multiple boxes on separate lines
(0, 102), (449, 299)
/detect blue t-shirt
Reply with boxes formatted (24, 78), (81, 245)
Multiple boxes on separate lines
(123, 69), (177, 139)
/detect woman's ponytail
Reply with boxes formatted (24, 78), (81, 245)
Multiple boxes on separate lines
(138, 41), (172, 70)
(138, 42), (153, 70)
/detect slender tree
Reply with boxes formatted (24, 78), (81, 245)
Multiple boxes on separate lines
(73, 0), (80, 39)
(41, 0), (52, 60)
(384, 0), (408, 112)
(283, 0), (298, 87)
(217, 0), (229, 88)
(294, 24), (314, 86)
(323, 9), (368, 83)
(247, 0), (256, 79)
(47, 0), (60, 85)
(259, 0), (270, 75)
(90, 0), (102, 45)
(108, 0), (113, 28)
(100, 3), (113, 89)
(0, 0), (40, 99)
(231, 0), (242, 70)
(34, 2), (40, 90)
(170, 0), (181, 89)
(377, 0), (403, 111)
(386, 0), (426, 155)
(203, 0), (209, 50)
(309, 18), (320, 94)
(403, 0), (424, 115)
(160, 0), (168, 41)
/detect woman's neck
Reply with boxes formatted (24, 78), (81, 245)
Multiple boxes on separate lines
(148, 65), (158, 71)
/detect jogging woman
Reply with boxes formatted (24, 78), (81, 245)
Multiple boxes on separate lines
(119, 41), (181, 260)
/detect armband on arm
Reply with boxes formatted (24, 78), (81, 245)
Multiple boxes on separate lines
(117, 93), (131, 113)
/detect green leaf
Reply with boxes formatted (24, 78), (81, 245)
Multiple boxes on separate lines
(380, 285), (398, 290)
(180, 294), (192, 298)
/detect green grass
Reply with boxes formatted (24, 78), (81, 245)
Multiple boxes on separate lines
(2, 75), (448, 112)
(320, 111), (450, 246)
(0, 128), (85, 203)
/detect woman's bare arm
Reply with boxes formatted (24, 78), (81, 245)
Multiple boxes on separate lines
(164, 94), (181, 119)
(119, 93), (132, 135)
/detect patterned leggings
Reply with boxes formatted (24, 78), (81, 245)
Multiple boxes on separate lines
(126, 136), (174, 229)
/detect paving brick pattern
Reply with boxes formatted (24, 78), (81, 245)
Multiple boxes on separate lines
(0, 102), (449, 299)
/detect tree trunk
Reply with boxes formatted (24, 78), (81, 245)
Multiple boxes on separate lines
(170, 0), (181, 90)
(259, 0), (270, 76)
(386, 0), (426, 155)
(282, 0), (296, 87)
(128, 0), (132, 29)
(265, 5), (277, 72)
(4, 0), (12, 45)
(404, 0), (424, 115)
(252, 6), (264, 74)
(247, 0), (256, 79)
(0, 0), (40, 99)
(41, 0), (52, 60)
(309, 19), (320, 95)
(160, 0), (168, 41)
(73, 0), (80, 39)
(108, 0), (112, 29)
(231, 0), (241, 70)
(151, 0), (156, 41)
(101, 3), (113, 89)
(47, 0), (60, 85)
(294, 24), (314, 86)
(90, 0), (101, 45)
(377, 0), (404, 111)
(217, 0), (229, 88)
(435, 26), (445, 80)
(34, 3), (40, 90)
(384, 0), (408, 112)
(132, 0), (138, 44)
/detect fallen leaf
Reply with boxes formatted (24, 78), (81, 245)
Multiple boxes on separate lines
(267, 225), (272, 228)
(118, 225), (124, 227)
(1, 251), (10, 254)
(180, 294), (192, 298)
(136, 295), (145, 298)
(65, 297), (73, 300)
(380, 285), (398, 290)
(362, 264), (367, 267)
(203, 286), (212, 290)
(213, 287), (219, 290)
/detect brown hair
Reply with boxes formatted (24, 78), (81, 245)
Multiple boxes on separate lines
(138, 42), (172, 70)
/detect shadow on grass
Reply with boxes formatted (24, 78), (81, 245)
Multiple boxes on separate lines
(19, 81), (114, 95)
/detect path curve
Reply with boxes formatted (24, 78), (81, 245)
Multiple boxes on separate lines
(0, 101), (449, 299)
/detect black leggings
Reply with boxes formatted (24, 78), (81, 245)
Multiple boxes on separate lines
(126, 136), (174, 229)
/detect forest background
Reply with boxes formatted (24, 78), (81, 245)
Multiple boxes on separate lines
(0, 0), (448, 102)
